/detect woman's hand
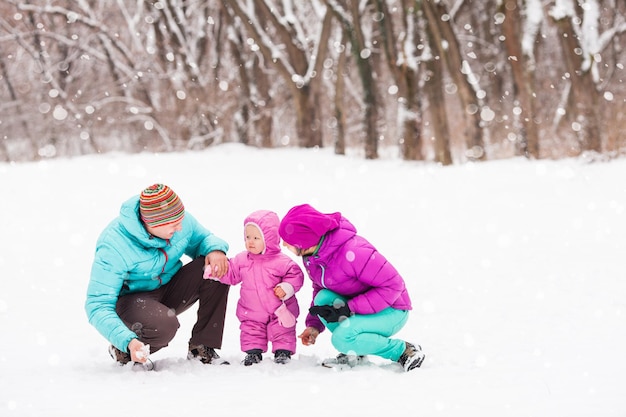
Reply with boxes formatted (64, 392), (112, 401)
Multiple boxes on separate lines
(298, 327), (320, 346)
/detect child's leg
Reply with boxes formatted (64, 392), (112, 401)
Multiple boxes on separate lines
(313, 289), (409, 361)
(239, 319), (269, 353)
(268, 318), (297, 354)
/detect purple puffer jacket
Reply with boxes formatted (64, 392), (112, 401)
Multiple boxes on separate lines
(219, 210), (304, 325)
(303, 216), (412, 332)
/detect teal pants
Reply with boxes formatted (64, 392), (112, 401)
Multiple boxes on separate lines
(314, 289), (409, 361)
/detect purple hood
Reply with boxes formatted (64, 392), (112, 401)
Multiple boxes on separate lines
(279, 204), (342, 249)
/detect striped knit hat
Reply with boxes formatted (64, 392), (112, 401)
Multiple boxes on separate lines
(139, 184), (185, 227)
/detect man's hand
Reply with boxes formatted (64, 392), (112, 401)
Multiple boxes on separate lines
(128, 339), (149, 363)
(205, 251), (228, 278)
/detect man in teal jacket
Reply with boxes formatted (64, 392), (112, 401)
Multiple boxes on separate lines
(85, 184), (231, 367)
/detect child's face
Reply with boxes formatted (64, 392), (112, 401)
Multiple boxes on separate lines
(245, 224), (265, 254)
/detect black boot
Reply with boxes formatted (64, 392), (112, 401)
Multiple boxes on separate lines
(243, 349), (263, 366)
(274, 349), (291, 364)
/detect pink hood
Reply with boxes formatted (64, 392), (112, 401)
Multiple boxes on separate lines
(244, 210), (282, 255)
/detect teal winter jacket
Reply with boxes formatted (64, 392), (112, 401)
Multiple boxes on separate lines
(85, 196), (229, 352)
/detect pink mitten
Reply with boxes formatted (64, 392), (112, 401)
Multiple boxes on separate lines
(203, 265), (217, 280)
(274, 303), (296, 327)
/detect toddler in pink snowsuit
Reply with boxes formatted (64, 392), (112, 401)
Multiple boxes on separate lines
(205, 210), (304, 365)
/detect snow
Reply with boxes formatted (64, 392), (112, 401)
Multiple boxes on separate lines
(1, 144), (625, 416)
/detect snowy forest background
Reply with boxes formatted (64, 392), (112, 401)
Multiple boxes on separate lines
(0, 0), (625, 164)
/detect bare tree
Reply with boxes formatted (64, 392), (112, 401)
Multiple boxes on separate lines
(376, 0), (427, 162)
(500, 0), (541, 158)
(324, 0), (381, 159)
(0, 41), (34, 160)
(1, 0), (625, 162)
(423, 11), (453, 165)
(547, 0), (626, 156)
(332, 29), (349, 155)
(549, 0), (601, 154)
(421, 0), (486, 161)
(221, 0), (332, 149)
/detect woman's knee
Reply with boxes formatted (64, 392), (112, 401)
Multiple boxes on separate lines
(313, 289), (346, 306)
(329, 319), (358, 352)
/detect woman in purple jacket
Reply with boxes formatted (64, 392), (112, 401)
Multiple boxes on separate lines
(278, 204), (425, 372)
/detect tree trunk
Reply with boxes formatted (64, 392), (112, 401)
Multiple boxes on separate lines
(552, 5), (602, 154)
(424, 20), (453, 165)
(376, 0), (424, 161)
(350, 1), (378, 159)
(221, 0), (325, 148)
(0, 50), (34, 160)
(334, 31), (348, 155)
(422, 0), (486, 161)
(501, 0), (540, 158)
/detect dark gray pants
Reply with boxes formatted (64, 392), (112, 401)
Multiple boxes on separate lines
(116, 257), (230, 353)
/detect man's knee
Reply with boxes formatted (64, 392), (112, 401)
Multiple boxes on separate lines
(144, 311), (180, 350)
(158, 311), (180, 341)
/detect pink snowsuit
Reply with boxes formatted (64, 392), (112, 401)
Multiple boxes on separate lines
(217, 210), (304, 354)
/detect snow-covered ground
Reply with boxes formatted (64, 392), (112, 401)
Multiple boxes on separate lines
(1, 144), (624, 416)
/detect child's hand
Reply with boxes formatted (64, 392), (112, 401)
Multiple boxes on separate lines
(203, 265), (216, 279)
(274, 285), (286, 299)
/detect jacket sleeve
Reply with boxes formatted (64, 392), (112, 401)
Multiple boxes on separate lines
(184, 213), (229, 258)
(84, 243), (137, 352)
(305, 283), (326, 332)
(345, 246), (406, 315)
(282, 259), (305, 295)
(213, 255), (243, 286)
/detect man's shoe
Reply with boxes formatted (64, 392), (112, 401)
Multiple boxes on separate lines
(109, 344), (131, 365)
(109, 344), (154, 370)
(274, 349), (291, 364)
(243, 349), (263, 366)
(188, 343), (230, 365)
(398, 342), (425, 372)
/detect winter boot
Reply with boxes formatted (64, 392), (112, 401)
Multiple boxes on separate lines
(109, 344), (131, 365)
(188, 343), (230, 365)
(322, 352), (368, 368)
(108, 344), (154, 370)
(398, 342), (425, 372)
(243, 349), (263, 366)
(274, 350), (291, 365)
